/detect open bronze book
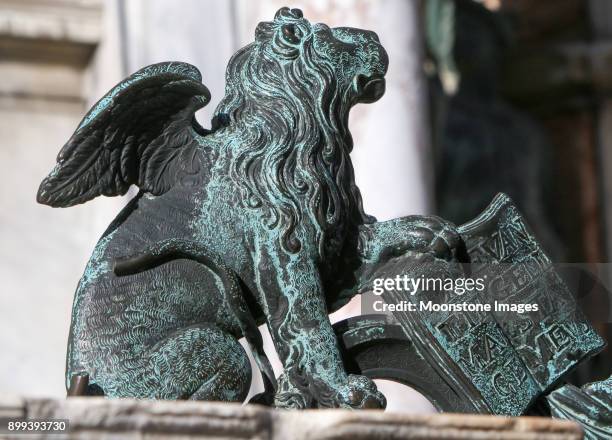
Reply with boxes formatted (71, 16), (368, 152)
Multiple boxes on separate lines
(375, 193), (605, 415)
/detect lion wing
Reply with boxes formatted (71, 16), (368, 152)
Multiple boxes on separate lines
(37, 62), (211, 207)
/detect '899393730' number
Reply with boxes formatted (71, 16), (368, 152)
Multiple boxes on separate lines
(4, 419), (68, 433)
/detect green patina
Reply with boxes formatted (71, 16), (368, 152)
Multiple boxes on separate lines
(36, 6), (608, 418)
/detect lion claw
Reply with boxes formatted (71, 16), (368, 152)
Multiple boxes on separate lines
(336, 375), (386, 409)
(273, 372), (385, 409)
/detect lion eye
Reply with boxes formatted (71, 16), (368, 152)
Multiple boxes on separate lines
(281, 24), (300, 44)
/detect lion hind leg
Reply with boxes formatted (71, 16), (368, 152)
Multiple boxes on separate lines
(143, 325), (251, 402)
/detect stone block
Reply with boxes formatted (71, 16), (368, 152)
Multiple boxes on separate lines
(0, 396), (583, 440)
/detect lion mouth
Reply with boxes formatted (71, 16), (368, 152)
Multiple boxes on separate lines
(353, 74), (386, 104)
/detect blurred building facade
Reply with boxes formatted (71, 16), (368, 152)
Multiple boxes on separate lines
(431, 0), (612, 381)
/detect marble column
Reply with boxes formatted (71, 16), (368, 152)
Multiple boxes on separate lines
(0, 0), (108, 398)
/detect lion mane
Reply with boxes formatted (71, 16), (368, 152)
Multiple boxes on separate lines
(213, 14), (373, 261)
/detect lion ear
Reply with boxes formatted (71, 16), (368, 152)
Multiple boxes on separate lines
(280, 23), (301, 45)
(274, 7), (303, 21)
(263, 8), (308, 59)
(272, 24), (301, 60)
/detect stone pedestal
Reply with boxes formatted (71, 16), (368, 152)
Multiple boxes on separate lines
(0, 397), (583, 440)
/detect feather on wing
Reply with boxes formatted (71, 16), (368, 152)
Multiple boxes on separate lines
(37, 62), (211, 207)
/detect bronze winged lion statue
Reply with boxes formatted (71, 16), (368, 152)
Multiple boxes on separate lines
(37, 7), (463, 408)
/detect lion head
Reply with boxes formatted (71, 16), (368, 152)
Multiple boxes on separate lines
(213, 7), (388, 260)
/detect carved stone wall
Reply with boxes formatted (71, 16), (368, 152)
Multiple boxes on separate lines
(0, 397), (584, 440)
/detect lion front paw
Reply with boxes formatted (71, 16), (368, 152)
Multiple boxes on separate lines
(274, 371), (386, 409)
(390, 216), (462, 262)
(334, 374), (386, 409)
